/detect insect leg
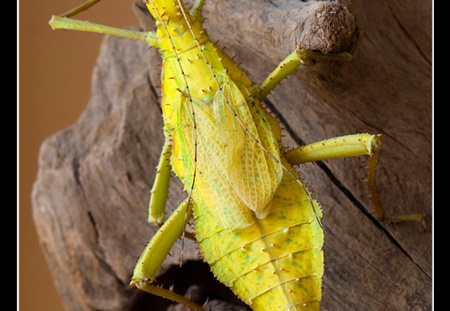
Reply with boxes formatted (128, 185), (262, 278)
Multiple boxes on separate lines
(285, 133), (381, 164)
(129, 282), (205, 311)
(148, 139), (173, 225)
(131, 199), (202, 309)
(255, 48), (352, 99)
(285, 133), (426, 228)
(131, 198), (194, 286)
(190, 0), (206, 15)
(58, 0), (101, 18)
(49, 16), (159, 47)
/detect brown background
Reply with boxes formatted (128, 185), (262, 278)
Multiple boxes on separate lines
(19, 0), (136, 309)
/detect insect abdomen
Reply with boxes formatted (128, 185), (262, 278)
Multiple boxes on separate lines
(194, 161), (324, 311)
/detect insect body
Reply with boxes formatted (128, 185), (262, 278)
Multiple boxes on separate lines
(49, 1), (425, 310)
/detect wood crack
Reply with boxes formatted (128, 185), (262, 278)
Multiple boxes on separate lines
(387, 3), (431, 66)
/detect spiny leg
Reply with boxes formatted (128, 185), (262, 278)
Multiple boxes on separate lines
(49, 3), (159, 47)
(254, 48), (353, 100)
(130, 282), (206, 311)
(148, 139), (173, 225)
(285, 133), (380, 163)
(130, 198), (205, 310)
(285, 134), (426, 229)
(132, 198), (193, 283)
(48, 15), (158, 45)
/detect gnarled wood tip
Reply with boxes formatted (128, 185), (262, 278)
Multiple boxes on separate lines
(298, 2), (358, 54)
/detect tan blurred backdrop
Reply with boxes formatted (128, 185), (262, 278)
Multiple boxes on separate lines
(19, 1), (137, 309)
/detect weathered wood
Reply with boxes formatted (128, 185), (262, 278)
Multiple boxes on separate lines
(32, 0), (431, 310)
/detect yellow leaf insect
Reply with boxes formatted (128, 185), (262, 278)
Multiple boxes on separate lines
(49, 1), (426, 310)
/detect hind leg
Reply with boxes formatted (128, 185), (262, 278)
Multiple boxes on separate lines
(130, 198), (204, 310)
(285, 134), (426, 229)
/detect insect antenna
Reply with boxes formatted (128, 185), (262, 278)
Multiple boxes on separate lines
(176, 0), (322, 226)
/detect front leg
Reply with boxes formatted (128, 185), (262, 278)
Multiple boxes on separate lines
(254, 25), (365, 100)
(285, 134), (426, 229)
(49, 0), (159, 47)
(254, 48), (352, 100)
(58, 0), (100, 18)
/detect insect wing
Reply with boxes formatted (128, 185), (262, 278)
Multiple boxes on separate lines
(213, 78), (283, 219)
(179, 97), (253, 230)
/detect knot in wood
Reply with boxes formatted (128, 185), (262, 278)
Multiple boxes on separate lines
(298, 2), (357, 54)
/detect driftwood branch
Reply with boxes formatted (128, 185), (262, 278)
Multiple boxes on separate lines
(33, 0), (431, 310)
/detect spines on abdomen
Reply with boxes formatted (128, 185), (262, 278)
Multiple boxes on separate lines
(195, 171), (324, 311)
